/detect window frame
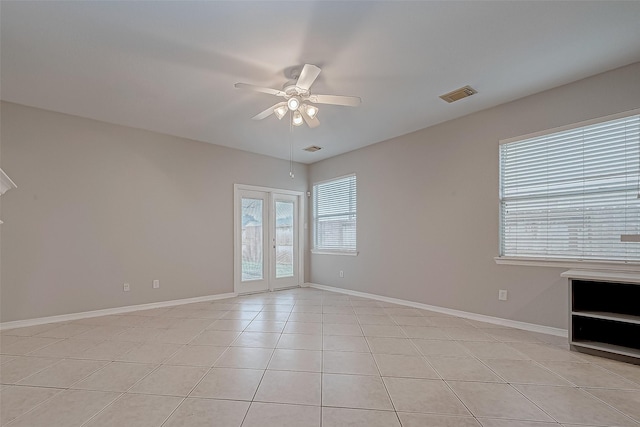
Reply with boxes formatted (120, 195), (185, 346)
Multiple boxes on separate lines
(311, 173), (358, 256)
(496, 108), (640, 270)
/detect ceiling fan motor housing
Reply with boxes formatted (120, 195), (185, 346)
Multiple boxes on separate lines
(283, 82), (309, 97)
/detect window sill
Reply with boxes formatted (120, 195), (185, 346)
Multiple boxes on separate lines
(494, 256), (640, 271)
(311, 250), (359, 256)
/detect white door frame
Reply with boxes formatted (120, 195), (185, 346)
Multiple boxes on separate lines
(234, 184), (305, 295)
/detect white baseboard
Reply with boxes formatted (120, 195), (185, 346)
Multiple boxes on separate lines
(307, 283), (568, 337)
(2, 283), (568, 338)
(0, 292), (237, 331)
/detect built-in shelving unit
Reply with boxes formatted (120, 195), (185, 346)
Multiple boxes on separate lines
(562, 270), (640, 364)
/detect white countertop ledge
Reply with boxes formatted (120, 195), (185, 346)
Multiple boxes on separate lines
(561, 269), (640, 284)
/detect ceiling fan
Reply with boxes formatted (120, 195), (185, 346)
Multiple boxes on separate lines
(235, 64), (361, 128)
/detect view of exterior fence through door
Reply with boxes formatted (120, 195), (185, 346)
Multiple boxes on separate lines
(234, 186), (302, 294)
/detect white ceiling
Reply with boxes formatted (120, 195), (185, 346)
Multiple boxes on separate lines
(2, 1), (640, 164)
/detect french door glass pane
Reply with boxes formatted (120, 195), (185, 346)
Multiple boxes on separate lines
(275, 200), (294, 278)
(242, 198), (263, 281)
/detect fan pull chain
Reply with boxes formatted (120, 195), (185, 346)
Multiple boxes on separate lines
(289, 111), (295, 179)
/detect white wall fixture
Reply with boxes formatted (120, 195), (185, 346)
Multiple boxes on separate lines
(0, 168), (17, 195)
(0, 168), (18, 224)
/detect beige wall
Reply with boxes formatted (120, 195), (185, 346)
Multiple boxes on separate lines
(0, 102), (308, 322)
(309, 62), (640, 330)
(2, 63), (639, 326)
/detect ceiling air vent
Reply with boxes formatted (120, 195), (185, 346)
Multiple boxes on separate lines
(303, 145), (323, 152)
(439, 85), (477, 103)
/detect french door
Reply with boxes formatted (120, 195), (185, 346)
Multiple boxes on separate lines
(234, 185), (303, 294)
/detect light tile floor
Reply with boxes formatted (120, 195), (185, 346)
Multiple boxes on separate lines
(1, 287), (639, 426)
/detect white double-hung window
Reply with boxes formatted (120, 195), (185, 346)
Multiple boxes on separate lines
(312, 174), (357, 255)
(499, 110), (640, 264)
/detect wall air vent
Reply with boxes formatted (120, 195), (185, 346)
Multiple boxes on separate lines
(439, 85), (477, 103)
(303, 145), (323, 152)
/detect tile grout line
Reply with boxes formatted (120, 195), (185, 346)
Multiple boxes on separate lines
(158, 325), (232, 427)
(157, 313), (236, 424)
(167, 298), (259, 426)
(75, 343), (185, 427)
(508, 381), (576, 425)
(578, 387), (640, 424)
(0, 384), (66, 425)
(3, 356), (67, 386)
(236, 300), (288, 426)
(354, 299), (402, 424)
(76, 392), (126, 427)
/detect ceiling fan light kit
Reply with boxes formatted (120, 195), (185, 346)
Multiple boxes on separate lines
(305, 104), (318, 119)
(274, 105), (287, 120)
(292, 110), (304, 126)
(235, 63), (361, 129)
(287, 96), (300, 111)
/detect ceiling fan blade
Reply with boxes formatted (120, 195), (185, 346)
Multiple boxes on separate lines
(235, 83), (285, 97)
(251, 102), (286, 120)
(302, 111), (320, 128)
(308, 94), (361, 107)
(295, 64), (321, 91)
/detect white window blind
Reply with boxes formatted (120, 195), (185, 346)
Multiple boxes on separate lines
(313, 174), (357, 253)
(499, 110), (640, 262)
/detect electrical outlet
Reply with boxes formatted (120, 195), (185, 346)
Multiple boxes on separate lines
(339, 271), (344, 278)
(153, 279), (160, 289)
(498, 289), (508, 301)
(123, 283), (130, 292)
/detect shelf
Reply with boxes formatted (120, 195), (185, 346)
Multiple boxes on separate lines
(571, 341), (640, 359)
(572, 311), (640, 325)
(562, 269), (640, 285)
(566, 271), (640, 363)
